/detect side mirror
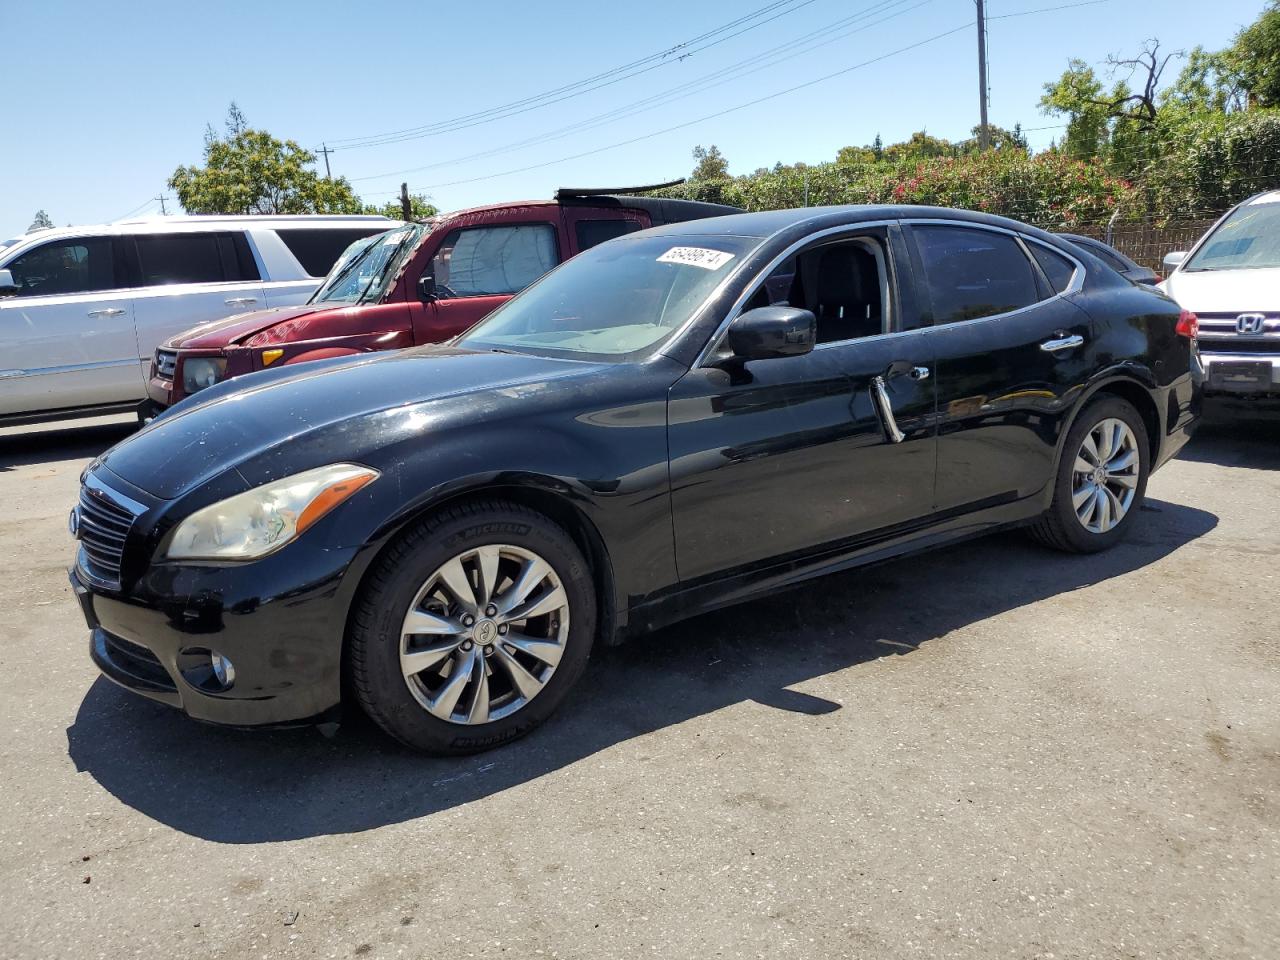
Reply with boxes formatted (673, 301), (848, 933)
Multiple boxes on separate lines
(0, 268), (18, 298)
(1163, 251), (1187, 272)
(725, 306), (816, 362)
(417, 275), (436, 302)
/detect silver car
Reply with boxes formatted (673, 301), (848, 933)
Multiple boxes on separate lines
(0, 214), (397, 426)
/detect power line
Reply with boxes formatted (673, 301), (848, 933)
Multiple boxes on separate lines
(349, 0), (932, 184)
(327, 0), (821, 150)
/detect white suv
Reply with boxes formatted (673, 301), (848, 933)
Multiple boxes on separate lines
(1163, 191), (1280, 398)
(0, 214), (398, 425)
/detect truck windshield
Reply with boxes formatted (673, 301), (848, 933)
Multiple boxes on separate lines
(310, 224), (426, 304)
(457, 234), (758, 362)
(1184, 197), (1280, 272)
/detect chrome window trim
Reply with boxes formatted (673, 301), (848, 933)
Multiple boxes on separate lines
(694, 220), (896, 368)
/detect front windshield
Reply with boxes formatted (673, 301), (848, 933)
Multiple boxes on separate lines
(1185, 196), (1280, 272)
(457, 234), (758, 361)
(310, 224), (426, 304)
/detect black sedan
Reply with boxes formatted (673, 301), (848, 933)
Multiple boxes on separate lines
(71, 206), (1199, 754)
(1057, 233), (1162, 286)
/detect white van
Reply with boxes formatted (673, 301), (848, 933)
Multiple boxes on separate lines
(0, 214), (398, 425)
(1162, 190), (1280, 398)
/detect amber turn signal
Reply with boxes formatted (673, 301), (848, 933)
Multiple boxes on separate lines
(262, 348), (284, 367)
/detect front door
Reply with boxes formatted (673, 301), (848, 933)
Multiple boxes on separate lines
(667, 227), (937, 584)
(0, 236), (140, 416)
(413, 221), (562, 345)
(903, 222), (1094, 512)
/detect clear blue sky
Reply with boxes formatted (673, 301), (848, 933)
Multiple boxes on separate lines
(2, 0), (1267, 238)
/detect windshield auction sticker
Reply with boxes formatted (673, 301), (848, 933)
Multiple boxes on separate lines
(657, 246), (736, 270)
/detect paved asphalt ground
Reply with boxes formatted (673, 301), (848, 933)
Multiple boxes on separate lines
(0, 405), (1277, 960)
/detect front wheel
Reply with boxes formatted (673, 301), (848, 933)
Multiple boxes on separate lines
(348, 501), (597, 754)
(1029, 395), (1150, 553)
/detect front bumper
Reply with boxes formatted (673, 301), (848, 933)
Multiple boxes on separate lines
(1197, 350), (1280, 396)
(71, 546), (354, 727)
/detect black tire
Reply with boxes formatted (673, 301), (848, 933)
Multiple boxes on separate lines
(349, 500), (597, 755)
(1029, 395), (1150, 554)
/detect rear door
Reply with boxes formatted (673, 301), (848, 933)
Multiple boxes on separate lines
(904, 221), (1092, 513)
(0, 235), (140, 416)
(413, 220), (561, 344)
(128, 231), (266, 375)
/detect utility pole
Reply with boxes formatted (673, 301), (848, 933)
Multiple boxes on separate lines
(317, 143), (334, 179)
(976, 0), (990, 151)
(155, 194), (169, 215)
(400, 182), (412, 221)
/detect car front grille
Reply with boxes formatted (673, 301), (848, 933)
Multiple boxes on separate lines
(76, 477), (145, 589)
(1194, 313), (1280, 354)
(1198, 337), (1280, 354)
(155, 349), (177, 379)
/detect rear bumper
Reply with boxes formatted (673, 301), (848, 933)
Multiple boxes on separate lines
(1197, 350), (1280, 397)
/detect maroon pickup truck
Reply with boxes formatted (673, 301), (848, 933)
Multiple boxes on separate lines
(148, 187), (738, 407)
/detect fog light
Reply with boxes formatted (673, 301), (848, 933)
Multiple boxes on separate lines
(210, 652), (235, 688)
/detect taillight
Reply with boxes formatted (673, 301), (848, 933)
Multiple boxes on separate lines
(1175, 310), (1198, 339)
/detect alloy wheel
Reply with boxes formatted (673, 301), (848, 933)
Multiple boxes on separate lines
(399, 545), (569, 725)
(1071, 417), (1141, 534)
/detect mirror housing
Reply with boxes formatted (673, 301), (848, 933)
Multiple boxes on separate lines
(1163, 251), (1187, 272)
(417, 275), (436, 301)
(0, 268), (17, 298)
(725, 306), (816, 362)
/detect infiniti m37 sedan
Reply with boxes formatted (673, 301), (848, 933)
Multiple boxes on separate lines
(71, 206), (1199, 754)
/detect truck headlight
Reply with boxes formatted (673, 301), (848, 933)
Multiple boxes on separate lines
(161, 464), (379, 561)
(182, 357), (227, 394)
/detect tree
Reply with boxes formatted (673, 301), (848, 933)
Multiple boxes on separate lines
(364, 194), (440, 221)
(881, 130), (956, 161)
(1163, 46), (1247, 114)
(690, 144), (729, 180)
(27, 210), (53, 232)
(1234, 0), (1280, 107)
(169, 104), (362, 215)
(1040, 60), (1112, 159)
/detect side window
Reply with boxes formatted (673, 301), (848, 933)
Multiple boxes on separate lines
(575, 219), (642, 251)
(275, 227), (386, 277)
(746, 239), (887, 344)
(5, 238), (116, 297)
(430, 224), (558, 298)
(134, 233), (238, 286)
(1029, 243), (1077, 293)
(1084, 243), (1129, 273)
(914, 226), (1038, 324)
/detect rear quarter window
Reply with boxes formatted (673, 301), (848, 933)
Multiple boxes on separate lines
(275, 227), (390, 278)
(914, 225), (1039, 324)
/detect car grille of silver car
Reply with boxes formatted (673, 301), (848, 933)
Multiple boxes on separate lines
(1195, 312), (1280, 354)
(155, 348), (178, 378)
(76, 480), (143, 590)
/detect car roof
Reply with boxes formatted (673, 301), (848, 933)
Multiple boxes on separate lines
(435, 195), (740, 225)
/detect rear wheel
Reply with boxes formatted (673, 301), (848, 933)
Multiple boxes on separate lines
(349, 500), (596, 754)
(1029, 395), (1149, 553)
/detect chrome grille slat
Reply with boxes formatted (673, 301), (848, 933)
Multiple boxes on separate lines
(155, 349), (178, 378)
(76, 477), (145, 589)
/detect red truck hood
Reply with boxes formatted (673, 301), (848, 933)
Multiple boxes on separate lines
(163, 304), (341, 350)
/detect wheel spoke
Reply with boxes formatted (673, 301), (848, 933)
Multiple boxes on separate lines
(475, 546), (501, 607)
(1095, 486), (1112, 531)
(494, 645), (545, 701)
(1110, 471), (1138, 490)
(1072, 481), (1097, 510)
(401, 639), (461, 678)
(1093, 425), (1112, 463)
(436, 556), (478, 612)
(466, 664), (490, 724)
(1101, 483), (1126, 523)
(403, 609), (464, 636)
(502, 630), (565, 668)
(1106, 448), (1136, 473)
(1073, 455), (1094, 474)
(428, 649), (478, 720)
(1078, 486), (1098, 525)
(507, 584), (568, 624)
(495, 556), (550, 617)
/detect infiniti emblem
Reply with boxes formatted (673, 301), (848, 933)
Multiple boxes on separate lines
(1236, 313), (1266, 335)
(475, 620), (497, 644)
(68, 507), (81, 540)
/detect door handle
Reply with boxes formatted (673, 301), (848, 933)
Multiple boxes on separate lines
(870, 375), (906, 444)
(1040, 333), (1084, 353)
(225, 297), (257, 306)
(86, 308), (125, 318)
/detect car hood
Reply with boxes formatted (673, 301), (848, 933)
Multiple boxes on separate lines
(1162, 267), (1280, 312)
(99, 346), (606, 500)
(164, 304), (338, 349)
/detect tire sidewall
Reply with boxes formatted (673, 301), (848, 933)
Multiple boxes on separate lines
(356, 506), (596, 754)
(1052, 396), (1150, 552)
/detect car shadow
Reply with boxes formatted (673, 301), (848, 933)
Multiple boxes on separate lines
(67, 497), (1218, 843)
(1177, 400), (1280, 470)
(0, 420), (135, 472)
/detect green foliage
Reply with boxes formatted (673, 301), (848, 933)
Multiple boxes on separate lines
(27, 210), (53, 232)
(169, 105), (363, 215)
(1145, 110), (1280, 214)
(1235, 0), (1280, 107)
(690, 144), (729, 180)
(363, 194), (440, 221)
(1039, 59), (1111, 160)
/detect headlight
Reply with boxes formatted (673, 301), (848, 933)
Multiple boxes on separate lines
(161, 464), (379, 561)
(182, 357), (227, 395)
